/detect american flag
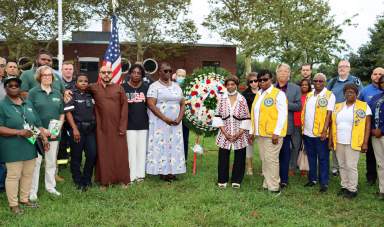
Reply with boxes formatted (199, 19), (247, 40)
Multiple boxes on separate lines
(102, 15), (122, 84)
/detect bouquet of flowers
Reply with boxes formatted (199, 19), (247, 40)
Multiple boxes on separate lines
(182, 68), (229, 136)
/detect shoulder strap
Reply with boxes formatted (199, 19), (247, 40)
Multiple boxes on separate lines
(328, 78), (337, 90)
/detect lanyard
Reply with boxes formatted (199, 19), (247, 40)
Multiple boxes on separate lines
(12, 104), (28, 125)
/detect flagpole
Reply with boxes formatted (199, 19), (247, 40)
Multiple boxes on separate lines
(58, 0), (63, 72)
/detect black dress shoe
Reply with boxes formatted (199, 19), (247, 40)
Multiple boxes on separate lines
(344, 190), (357, 199)
(280, 183), (288, 189)
(319, 185), (328, 193)
(304, 181), (316, 187)
(337, 188), (348, 196)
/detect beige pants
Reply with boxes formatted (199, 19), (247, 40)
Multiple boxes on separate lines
(246, 141), (254, 158)
(256, 136), (283, 191)
(335, 143), (360, 192)
(372, 137), (384, 193)
(5, 159), (36, 207)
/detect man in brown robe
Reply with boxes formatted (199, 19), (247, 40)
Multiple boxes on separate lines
(89, 65), (130, 187)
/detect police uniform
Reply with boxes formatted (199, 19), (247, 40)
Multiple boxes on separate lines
(64, 88), (96, 187)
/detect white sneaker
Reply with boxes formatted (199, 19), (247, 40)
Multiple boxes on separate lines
(217, 183), (227, 188)
(47, 189), (61, 196)
(29, 193), (38, 201)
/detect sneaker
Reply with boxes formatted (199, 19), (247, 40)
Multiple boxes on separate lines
(47, 189), (61, 196)
(344, 190), (357, 199)
(217, 183), (227, 188)
(280, 183), (288, 189)
(269, 190), (281, 197)
(29, 193), (38, 201)
(231, 183), (241, 189)
(332, 170), (339, 176)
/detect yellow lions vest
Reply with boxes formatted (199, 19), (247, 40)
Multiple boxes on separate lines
(251, 87), (287, 137)
(332, 100), (368, 151)
(301, 89), (332, 137)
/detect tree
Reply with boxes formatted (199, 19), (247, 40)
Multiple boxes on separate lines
(90, 0), (200, 62)
(203, 0), (275, 76)
(350, 15), (384, 82)
(204, 0), (349, 74)
(0, 0), (93, 59)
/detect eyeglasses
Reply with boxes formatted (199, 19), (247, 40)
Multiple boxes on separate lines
(0, 64), (5, 68)
(100, 71), (112, 75)
(249, 79), (258, 84)
(312, 80), (324, 83)
(258, 78), (270, 83)
(41, 73), (53, 77)
(338, 65), (350, 68)
(163, 69), (172, 74)
(6, 84), (19, 88)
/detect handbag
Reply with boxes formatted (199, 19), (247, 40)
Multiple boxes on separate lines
(297, 142), (309, 171)
(35, 136), (45, 157)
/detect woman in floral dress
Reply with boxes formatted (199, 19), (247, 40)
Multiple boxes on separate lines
(146, 62), (186, 182)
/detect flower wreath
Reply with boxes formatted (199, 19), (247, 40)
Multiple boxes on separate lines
(181, 67), (230, 136)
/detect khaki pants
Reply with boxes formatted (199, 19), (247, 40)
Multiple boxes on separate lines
(256, 136), (283, 191)
(335, 143), (360, 192)
(372, 137), (384, 193)
(5, 159), (36, 207)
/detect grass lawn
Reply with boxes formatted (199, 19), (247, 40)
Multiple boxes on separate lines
(1, 133), (383, 226)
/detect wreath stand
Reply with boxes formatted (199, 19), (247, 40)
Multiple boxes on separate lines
(192, 135), (204, 175)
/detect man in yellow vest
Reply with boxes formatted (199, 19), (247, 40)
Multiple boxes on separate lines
(330, 83), (371, 198)
(301, 73), (335, 193)
(250, 70), (288, 194)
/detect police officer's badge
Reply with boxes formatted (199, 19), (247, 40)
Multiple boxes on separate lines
(264, 98), (274, 107)
(318, 98), (328, 107)
(356, 109), (366, 118)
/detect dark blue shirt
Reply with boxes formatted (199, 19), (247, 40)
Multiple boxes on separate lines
(368, 92), (384, 132)
(64, 89), (95, 123)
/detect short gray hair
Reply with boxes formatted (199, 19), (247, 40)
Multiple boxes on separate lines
(314, 73), (327, 81)
(276, 63), (291, 73)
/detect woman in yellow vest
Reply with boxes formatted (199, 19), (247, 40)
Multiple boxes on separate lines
(330, 83), (372, 198)
(301, 73), (335, 193)
(250, 70), (288, 194)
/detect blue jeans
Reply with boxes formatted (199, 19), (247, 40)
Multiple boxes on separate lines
(279, 136), (292, 184)
(303, 136), (330, 186)
(0, 162), (6, 190)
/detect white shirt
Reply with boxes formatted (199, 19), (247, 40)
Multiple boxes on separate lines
(303, 88), (336, 137)
(336, 102), (372, 144)
(250, 85), (287, 136)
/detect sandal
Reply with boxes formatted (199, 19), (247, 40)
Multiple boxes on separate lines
(10, 206), (23, 215)
(20, 201), (39, 208)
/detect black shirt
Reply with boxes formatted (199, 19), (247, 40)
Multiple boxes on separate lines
(64, 88), (95, 123)
(242, 87), (257, 112)
(62, 78), (76, 91)
(122, 82), (149, 130)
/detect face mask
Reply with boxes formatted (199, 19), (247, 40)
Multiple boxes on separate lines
(176, 77), (185, 84)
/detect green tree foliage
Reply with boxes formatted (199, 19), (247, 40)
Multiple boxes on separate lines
(0, 0), (92, 59)
(90, 0), (200, 62)
(350, 15), (384, 82)
(204, 0), (349, 75)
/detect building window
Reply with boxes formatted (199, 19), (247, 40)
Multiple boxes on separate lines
(202, 61), (220, 68)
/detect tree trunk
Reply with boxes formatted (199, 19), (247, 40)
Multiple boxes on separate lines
(244, 54), (252, 76)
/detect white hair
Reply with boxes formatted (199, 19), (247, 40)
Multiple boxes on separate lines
(314, 73), (327, 81)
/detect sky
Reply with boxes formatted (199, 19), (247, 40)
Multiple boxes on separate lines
(88, 0), (384, 54)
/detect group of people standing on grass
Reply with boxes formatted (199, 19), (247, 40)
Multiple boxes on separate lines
(213, 61), (384, 201)
(1, 49), (384, 215)
(0, 49), (189, 215)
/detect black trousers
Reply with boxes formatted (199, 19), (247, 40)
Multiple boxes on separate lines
(182, 124), (189, 161)
(58, 126), (70, 160)
(69, 129), (97, 186)
(218, 147), (246, 184)
(366, 137), (377, 182)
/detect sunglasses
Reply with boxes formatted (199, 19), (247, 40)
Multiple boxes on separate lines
(163, 69), (172, 74)
(7, 84), (19, 88)
(249, 79), (258, 84)
(313, 80), (324, 83)
(258, 78), (270, 83)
